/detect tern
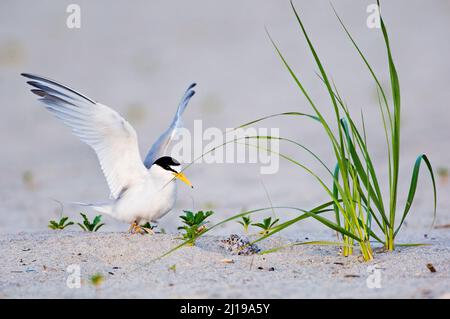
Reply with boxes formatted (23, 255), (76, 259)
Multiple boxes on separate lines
(22, 73), (195, 234)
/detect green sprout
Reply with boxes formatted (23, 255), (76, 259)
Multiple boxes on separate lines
(178, 210), (214, 245)
(252, 217), (280, 235)
(237, 215), (252, 233)
(48, 216), (74, 230)
(168, 264), (177, 273)
(89, 273), (104, 287)
(77, 213), (104, 232)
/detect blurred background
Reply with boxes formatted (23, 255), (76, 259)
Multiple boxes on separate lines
(1, 0), (449, 238)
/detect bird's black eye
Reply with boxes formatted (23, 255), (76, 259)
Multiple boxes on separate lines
(153, 156), (180, 172)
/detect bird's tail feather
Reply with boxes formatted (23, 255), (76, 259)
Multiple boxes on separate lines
(71, 202), (113, 216)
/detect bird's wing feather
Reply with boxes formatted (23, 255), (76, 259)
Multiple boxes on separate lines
(22, 73), (148, 199)
(143, 83), (196, 168)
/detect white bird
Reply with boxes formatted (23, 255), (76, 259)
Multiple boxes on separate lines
(22, 73), (195, 233)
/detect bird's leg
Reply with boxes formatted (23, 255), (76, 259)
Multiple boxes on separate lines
(134, 224), (143, 234)
(128, 221), (144, 234)
(127, 222), (137, 233)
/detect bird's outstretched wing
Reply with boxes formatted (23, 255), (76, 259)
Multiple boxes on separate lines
(22, 73), (148, 199)
(143, 83), (196, 168)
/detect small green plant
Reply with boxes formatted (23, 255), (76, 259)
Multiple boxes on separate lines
(252, 217), (280, 235)
(141, 222), (154, 229)
(89, 273), (104, 287)
(178, 210), (214, 245)
(48, 216), (74, 230)
(77, 213), (104, 232)
(237, 215), (252, 233)
(168, 264), (177, 272)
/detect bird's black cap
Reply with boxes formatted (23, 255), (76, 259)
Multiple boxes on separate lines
(153, 156), (180, 172)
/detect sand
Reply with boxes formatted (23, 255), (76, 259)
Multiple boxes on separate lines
(1, 230), (449, 299)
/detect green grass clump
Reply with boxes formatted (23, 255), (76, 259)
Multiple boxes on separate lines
(228, 0), (436, 260)
(48, 216), (74, 230)
(178, 210), (214, 245)
(160, 1), (437, 262)
(77, 213), (104, 232)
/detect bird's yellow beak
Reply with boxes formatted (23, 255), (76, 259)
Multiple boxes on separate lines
(173, 172), (193, 188)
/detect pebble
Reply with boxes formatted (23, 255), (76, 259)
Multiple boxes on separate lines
(426, 263), (437, 272)
(220, 258), (234, 264)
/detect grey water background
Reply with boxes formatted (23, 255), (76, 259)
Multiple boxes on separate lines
(1, 0), (449, 237)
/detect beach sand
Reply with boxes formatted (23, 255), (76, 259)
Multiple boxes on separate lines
(1, 230), (449, 298)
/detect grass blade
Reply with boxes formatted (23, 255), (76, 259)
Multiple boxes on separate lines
(394, 154), (437, 237)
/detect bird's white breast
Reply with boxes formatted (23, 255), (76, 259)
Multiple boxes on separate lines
(112, 169), (177, 224)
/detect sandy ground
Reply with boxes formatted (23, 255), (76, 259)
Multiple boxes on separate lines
(1, 0), (450, 298)
(1, 230), (449, 299)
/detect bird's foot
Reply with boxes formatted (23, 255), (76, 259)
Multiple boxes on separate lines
(128, 222), (145, 235)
